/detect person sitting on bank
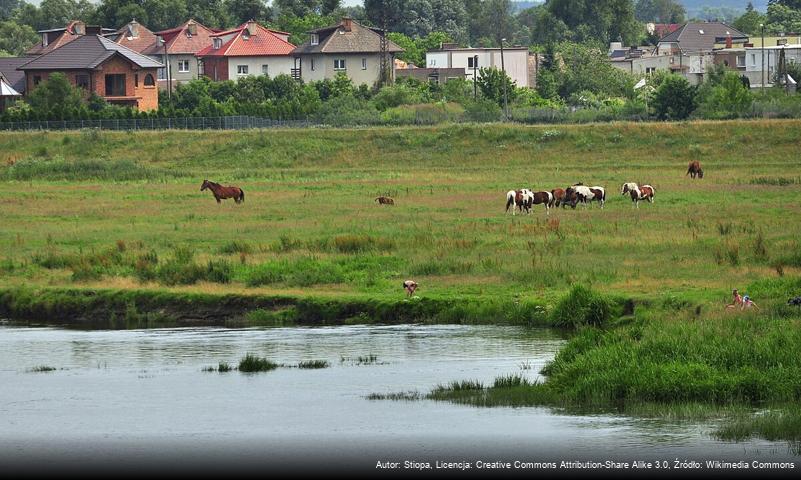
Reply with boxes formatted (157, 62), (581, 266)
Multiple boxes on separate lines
(725, 288), (743, 309)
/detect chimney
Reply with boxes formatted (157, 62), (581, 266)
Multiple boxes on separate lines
(72, 21), (85, 36)
(128, 21), (139, 38)
(246, 20), (256, 37)
(725, 35), (732, 49)
(342, 17), (352, 32)
(187, 20), (197, 36)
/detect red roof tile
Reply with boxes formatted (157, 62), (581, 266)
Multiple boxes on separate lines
(197, 22), (295, 58)
(148, 19), (217, 55)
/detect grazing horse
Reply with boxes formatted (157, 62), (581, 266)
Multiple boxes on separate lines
(568, 185), (605, 209)
(528, 191), (554, 215)
(201, 179), (244, 204)
(375, 196), (395, 205)
(687, 160), (704, 179)
(621, 182), (655, 208)
(550, 188), (565, 208)
(506, 189), (533, 215)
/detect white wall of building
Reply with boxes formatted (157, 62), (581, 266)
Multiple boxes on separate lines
(228, 56), (295, 80)
(426, 48), (532, 87)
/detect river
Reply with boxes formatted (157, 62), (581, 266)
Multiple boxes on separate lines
(0, 324), (797, 475)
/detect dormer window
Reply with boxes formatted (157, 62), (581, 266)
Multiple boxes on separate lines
(213, 38), (222, 49)
(242, 31), (250, 40)
(310, 33), (318, 45)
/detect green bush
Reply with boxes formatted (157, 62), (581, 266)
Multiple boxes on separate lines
(550, 285), (612, 329)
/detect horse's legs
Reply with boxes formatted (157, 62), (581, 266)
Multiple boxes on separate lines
(216, 195), (221, 204)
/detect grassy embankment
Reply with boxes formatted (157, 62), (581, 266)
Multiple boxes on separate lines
(1, 121), (801, 444)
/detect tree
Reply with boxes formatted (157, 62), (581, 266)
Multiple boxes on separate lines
(0, 20), (38, 55)
(476, 66), (517, 107)
(733, 3), (767, 35)
(186, 0), (230, 29)
(273, 13), (337, 45)
(224, 0), (271, 26)
(365, 0), (469, 43)
(634, 0), (685, 23)
(652, 74), (696, 120)
(1, 0), (20, 21)
(544, 0), (641, 46)
(14, 0), (95, 30)
(765, 2), (801, 34)
(696, 70), (753, 119)
(26, 72), (85, 118)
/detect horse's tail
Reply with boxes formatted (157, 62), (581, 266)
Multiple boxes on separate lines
(239, 189), (245, 203)
(505, 193), (514, 212)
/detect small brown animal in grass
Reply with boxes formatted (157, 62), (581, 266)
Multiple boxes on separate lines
(375, 196), (395, 205)
(687, 160), (704, 179)
(403, 280), (418, 297)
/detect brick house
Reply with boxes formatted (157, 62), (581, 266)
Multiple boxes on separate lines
(197, 21), (296, 81)
(18, 35), (163, 111)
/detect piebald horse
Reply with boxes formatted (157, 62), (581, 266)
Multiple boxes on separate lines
(505, 189), (534, 215)
(201, 179), (245, 204)
(621, 182), (655, 208)
(566, 185), (605, 209)
(527, 191), (554, 215)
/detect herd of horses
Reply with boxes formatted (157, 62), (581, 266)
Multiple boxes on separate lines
(502, 161), (704, 215)
(200, 161), (704, 216)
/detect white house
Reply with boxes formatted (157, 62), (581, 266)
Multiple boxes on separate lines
(425, 44), (537, 88)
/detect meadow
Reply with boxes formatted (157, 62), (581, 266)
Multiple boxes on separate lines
(1, 121), (799, 311)
(2, 120), (801, 443)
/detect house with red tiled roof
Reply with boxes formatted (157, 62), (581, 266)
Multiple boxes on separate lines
(143, 19), (217, 86)
(25, 20), (115, 57)
(197, 20), (296, 81)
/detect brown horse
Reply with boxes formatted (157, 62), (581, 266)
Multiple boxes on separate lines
(201, 179), (244, 204)
(687, 160), (704, 179)
(550, 188), (565, 207)
(375, 196), (395, 205)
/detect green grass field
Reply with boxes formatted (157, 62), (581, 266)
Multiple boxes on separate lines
(2, 120), (801, 442)
(1, 121), (799, 309)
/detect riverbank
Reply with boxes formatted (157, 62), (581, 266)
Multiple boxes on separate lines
(0, 286), (557, 329)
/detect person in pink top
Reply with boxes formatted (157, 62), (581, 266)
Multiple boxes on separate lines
(725, 288), (743, 309)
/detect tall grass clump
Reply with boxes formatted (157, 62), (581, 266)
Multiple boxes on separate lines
(238, 353), (278, 372)
(0, 157), (180, 181)
(297, 360), (330, 369)
(549, 285), (612, 329)
(218, 241), (253, 255)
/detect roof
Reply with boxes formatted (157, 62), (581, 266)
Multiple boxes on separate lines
(146, 19), (217, 55)
(109, 20), (159, 54)
(658, 22), (747, 52)
(0, 57), (28, 94)
(0, 75), (21, 96)
(197, 21), (296, 58)
(26, 21), (115, 56)
(293, 18), (403, 55)
(18, 35), (163, 71)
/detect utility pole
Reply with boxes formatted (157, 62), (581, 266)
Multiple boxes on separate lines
(473, 55), (478, 100)
(379, 8), (390, 87)
(159, 35), (171, 102)
(500, 38), (508, 120)
(761, 23), (765, 93)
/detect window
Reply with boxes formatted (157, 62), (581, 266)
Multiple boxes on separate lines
(311, 58), (315, 71)
(751, 53), (756, 65)
(144, 74), (155, 87)
(645, 67), (656, 75)
(361, 58), (367, 70)
(334, 59), (346, 70)
(468, 57), (477, 69)
(310, 34), (319, 45)
(262, 64), (269, 75)
(75, 74), (90, 90)
(213, 38), (222, 49)
(237, 65), (249, 75)
(429, 58), (437, 67)
(178, 60), (190, 73)
(33, 75), (42, 86)
(134, 73), (139, 87)
(105, 74), (126, 96)
(737, 55), (745, 68)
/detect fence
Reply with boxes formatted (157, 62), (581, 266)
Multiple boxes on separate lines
(0, 116), (318, 132)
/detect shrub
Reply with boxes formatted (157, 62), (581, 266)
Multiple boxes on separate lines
(550, 285), (612, 329)
(238, 353), (278, 372)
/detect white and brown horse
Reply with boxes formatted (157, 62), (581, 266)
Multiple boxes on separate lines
(505, 189), (534, 215)
(375, 196), (395, 205)
(566, 184), (605, 209)
(621, 182), (655, 208)
(528, 191), (554, 215)
(687, 160), (704, 179)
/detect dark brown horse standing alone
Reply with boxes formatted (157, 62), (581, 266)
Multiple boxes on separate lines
(201, 179), (245, 204)
(687, 160), (704, 179)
